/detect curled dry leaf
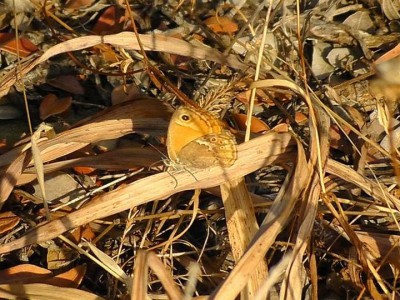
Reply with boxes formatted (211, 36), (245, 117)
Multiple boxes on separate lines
(0, 132), (298, 254)
(272, 123), (289, 133)
(47, 244), (78, 270)
(293, 112), (308, 125)
(232, 113), (270, 133)
(381, 0), (400, 20)
(47, 75), (85, 95)
(356, 232), (400, 272)
(65, 0), (95, 10)
(69, 225), (96, 244)
(111, 84), (144, 105)
(236, 89), (274, 106)
(0, 99), (171, 203)
(0, 33), (38, 57)
(0, 264), (53, 284)
(40, 94), (72, 120)
(72, 166), (96, 175)
(204, 16), (239, 33)
(0, 211), (20, 234)
(0, 32), (247, 97)
(0, 283), (104, 300)
(91, 6), (125, 35)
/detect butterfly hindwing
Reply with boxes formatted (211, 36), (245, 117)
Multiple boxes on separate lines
(177, 133), (237, 168)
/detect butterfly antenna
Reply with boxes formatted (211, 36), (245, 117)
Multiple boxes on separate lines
(184, 166), (199, 182)
(166, 169), (179, 188)
(146, 142), (169, 171)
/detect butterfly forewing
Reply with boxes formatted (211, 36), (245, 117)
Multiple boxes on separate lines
(167, 106), (237, 169)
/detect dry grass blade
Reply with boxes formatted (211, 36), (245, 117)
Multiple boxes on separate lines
(0, 32), (247, 97)
(211, 138), (309, 299)
(132, 250), (149, 300)
(0, 152), (27, 210)
(253, 252), (293, 300)
(0, 99), (171, 202)
(0, 99), (170, 168)
(20, 148), (163, 182)
(281, 107), (331, 299)
(84, 241), (129, 284)
(147, 251), (184, 299)
(220, 178), (268, 297)
(248, 78), (328, 299)
(326, 160), (400, 210)
(0, 132), (297, 254)
(57, 236), (129, 285)
(30, 124), (55, 220)
(321, 195), (388, 298)
(148, 189), (200, 251)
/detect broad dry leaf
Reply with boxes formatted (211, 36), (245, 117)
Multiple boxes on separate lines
(19, 148), (163, 185)
(85, 241), (130, 284)
(0, 132), (297, 254)
(40, 94), (72, 120)
(0, 32), (37, 57)
(356, 232), (400, 272)
(65, 0), (95, 10)
(91, 6), (125, 35)
(204, 16), (239, 33)
(0, 99), (171, 202)
(0, 32), (247, 97)
(47, 75), (85, 95)
(211, 138), (309, 299)
(0, 211), (20, 234)
(47, 243), (78, 270)
(0, 283), (104, 300)
(0, 264), (52, 284)
(232, 113), (270, 133)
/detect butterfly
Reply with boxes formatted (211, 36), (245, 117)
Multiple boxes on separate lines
(166, 106), (237, 169)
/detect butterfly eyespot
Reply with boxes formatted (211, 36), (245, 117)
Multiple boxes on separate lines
(181, 114), (190, 121)
(210, 137), (217, 142)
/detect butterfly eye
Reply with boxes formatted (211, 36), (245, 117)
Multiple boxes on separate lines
(181, 114), (190, 121)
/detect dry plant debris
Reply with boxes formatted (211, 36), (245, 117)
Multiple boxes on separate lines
(0, 0), (400, 299)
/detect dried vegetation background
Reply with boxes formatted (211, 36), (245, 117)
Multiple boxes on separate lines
(0, 0), (400, 299)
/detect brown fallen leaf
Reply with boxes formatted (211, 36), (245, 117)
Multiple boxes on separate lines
(0, 283), (104, 299)
(47, 75), (85, 95)
(0, 211), (20, 234)
(232, 113), (270, 133)
(0, 264), (53, 284)
(0, 33), (37, 57)
(204, 16), (238, 33)
(91, 5), (125, 35)
(40, 94), (72, 120)
(0, 132), (298, 254)
(65, 0), (95, 10)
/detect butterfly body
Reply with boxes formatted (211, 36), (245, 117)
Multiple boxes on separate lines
(166, 106), (237, 169)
